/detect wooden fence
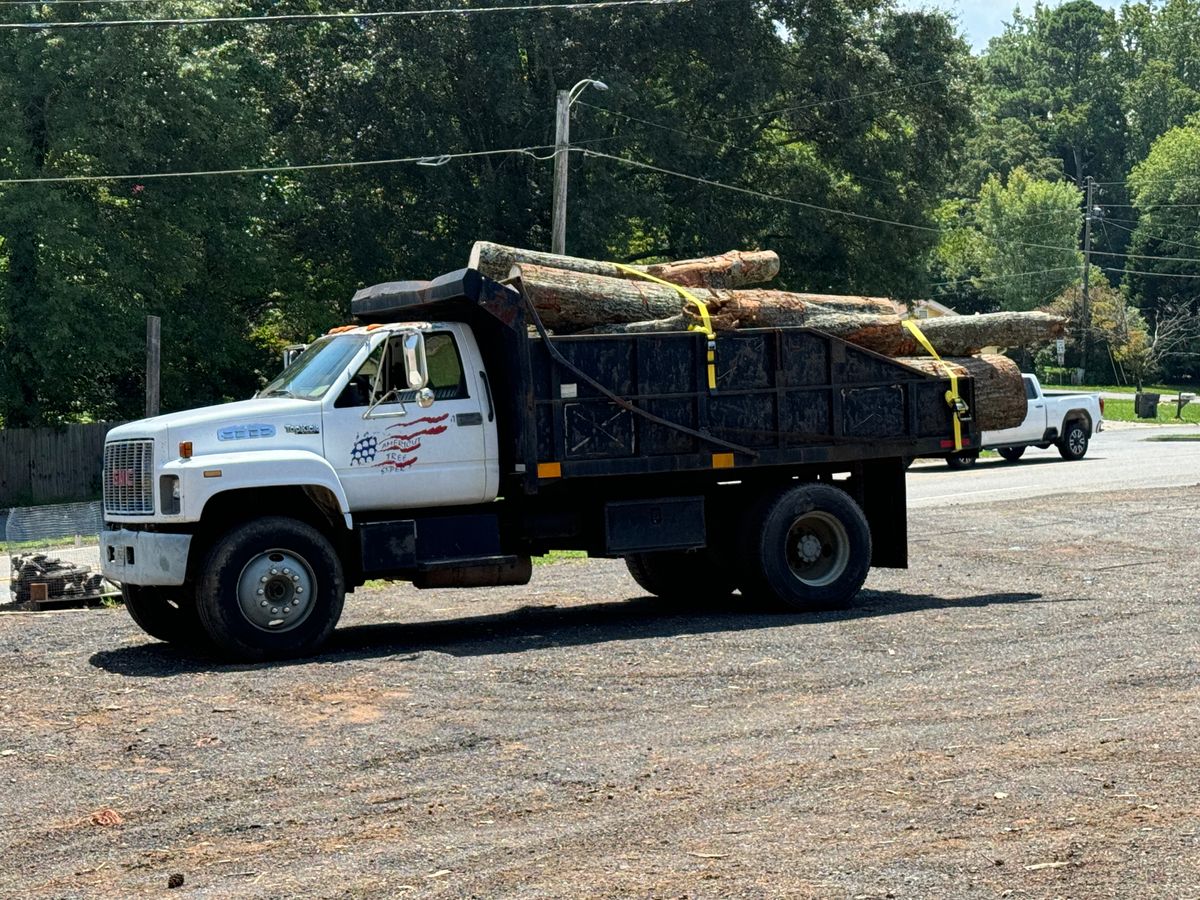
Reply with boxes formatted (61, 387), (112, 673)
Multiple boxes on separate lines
(0, 422), (127, 507)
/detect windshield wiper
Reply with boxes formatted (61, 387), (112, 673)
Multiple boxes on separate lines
(261, 388), (296, 398)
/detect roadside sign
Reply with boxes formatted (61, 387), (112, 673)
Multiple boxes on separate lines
(1056, 338), (1066, 365)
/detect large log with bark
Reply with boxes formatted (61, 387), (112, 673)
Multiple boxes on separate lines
(511, 264), (895, 332)
(472, 242), (780, 288)
(897, 354), (1026, 431)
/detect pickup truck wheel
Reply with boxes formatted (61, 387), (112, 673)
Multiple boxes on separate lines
(944, 451), (979, 469)
(624, 549), (737, 604)
(739, 484), (872, 612)
(998, 446), (1025, 462)
(196, 517), (345, 661)
(121, 584), (209, 649)
(1057, 422), (1090, 461)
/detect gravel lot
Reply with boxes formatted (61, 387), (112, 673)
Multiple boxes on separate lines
(2, 486), (1199, 899)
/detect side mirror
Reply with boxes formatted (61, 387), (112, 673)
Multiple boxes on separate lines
(282, 344), (307, 370)
(402, 333), (428, 389)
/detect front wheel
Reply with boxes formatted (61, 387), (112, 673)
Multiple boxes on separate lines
(1057, 421), (1090, 460)
(998, 446), (1026, 462)
(739, 484), (872, 612)
(196, 517), (345, 661)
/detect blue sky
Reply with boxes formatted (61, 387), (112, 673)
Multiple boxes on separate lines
(898, 0), (1125, 50)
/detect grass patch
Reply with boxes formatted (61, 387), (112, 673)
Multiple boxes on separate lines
(532, 550), (588, 567)
(1066, 383), (1194, 396)
(1100, 398), (1200, 425)
(0, 535), (96, 555)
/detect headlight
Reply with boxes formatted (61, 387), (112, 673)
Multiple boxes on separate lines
(160, 475), (181, 515)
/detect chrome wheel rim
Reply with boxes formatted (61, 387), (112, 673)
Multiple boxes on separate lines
(236, 549), (316, 633)
(1069, 428), (1087, 454)
(785, 511), (850, 587)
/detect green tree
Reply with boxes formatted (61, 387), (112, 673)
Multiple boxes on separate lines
(930, 169), (1082, 312)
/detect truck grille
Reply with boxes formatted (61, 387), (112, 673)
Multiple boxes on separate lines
(103, 440), (155, 516)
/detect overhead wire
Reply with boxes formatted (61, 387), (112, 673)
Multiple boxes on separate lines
(0, 143), (561, 184)
(0, 0), (691, 29)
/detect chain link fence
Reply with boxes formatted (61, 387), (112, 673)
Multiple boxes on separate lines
(4, 501), (114, 607)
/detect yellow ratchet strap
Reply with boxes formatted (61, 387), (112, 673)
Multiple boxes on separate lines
(902, 318), (965, 452)
(612, 263), (718, 390)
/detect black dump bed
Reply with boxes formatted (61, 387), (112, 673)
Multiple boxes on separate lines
(352, 268), (977, 493)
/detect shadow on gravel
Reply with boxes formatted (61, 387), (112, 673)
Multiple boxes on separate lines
(907, 456), (1098, 473)
(89, 589), (1047, 677)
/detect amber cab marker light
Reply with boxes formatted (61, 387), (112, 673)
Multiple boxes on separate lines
(179, 441), (193, 459)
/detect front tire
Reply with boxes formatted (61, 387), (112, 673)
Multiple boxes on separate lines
(122, 584), (209, 649)
(196, 517), (345, 661)
(738, 484), (872, 612)
(1057, 421), (1090, 460)
(998, 446), (1025, 462)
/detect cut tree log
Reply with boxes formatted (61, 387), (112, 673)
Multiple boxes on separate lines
(472, 242), (780, 288)
(511, 264), (896, 332)
(897, 354), (1026, 431)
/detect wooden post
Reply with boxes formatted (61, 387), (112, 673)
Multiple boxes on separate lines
(146, 315), (161, 418)
(551, 89), (571, 255)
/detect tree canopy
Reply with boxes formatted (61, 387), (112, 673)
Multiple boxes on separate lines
(2, 0), (1200, 425)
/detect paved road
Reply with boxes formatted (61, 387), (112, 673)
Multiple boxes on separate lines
(907, 423), (1200, 508)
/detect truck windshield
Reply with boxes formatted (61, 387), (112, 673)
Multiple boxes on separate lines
(258, 334), (370, 401)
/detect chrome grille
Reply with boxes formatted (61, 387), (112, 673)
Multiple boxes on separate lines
(103, 439), (155, 516)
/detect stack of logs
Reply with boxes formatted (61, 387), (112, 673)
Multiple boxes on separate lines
(469, 242), (1068, 431)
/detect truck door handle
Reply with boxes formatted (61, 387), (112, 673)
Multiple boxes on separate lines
(1034, 404), (1043, 408)
(479, 371), (495, 422)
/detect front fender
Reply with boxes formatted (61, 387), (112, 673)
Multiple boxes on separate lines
(165, 450), (352, 528)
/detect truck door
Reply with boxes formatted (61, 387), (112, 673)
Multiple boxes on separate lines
(1020, 376), (1049, 441)
(325, 329), (492, 511)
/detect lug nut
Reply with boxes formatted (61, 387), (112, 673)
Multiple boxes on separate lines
(295, 587), (303, 594)
(283, 607), (290, 614)
(270, 567), (278, 575)
(257, 588), (264, 596)
(261, 600), (268, 607)
(260, 575), (268, 583)
(271, 607), (278, 614)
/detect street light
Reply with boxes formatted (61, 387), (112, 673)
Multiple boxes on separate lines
(551, 78), (608, 255)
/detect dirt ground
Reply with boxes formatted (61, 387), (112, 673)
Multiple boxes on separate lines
(2, 486), (1199, 899)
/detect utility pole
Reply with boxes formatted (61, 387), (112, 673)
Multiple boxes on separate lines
(1080, 175), (1095, 383)
(550, 89), (571, 256)
(550, 78), (607, 256)
(145, 315), (161, 418)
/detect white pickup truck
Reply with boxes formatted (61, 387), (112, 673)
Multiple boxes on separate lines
(943, 373), (1104, 468)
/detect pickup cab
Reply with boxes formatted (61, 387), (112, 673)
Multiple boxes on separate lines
(943, 374), (1103, 468)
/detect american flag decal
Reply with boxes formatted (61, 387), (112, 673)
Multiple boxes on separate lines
(350, 414), (450, 471)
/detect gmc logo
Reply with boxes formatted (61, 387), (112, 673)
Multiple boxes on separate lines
(111, 468), (135, 488)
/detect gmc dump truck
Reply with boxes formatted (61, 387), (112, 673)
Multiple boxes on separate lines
(101, 268), (978, 660)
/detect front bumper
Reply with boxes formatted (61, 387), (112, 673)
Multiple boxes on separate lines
(100, 529), (193, 587)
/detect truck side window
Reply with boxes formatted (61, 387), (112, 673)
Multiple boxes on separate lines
(1025, 378), (1038, 400)
(393, 332), (468, 402)
(334, 341), (384, 408)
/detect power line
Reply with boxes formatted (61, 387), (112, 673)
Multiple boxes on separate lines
(928, 265), (1081, 289)
(1106, 266), (1200, 280)
(1103, 218), (1200, 254)
(581, 148), (1104, 258)
(0, 0), (689, 29)
(0, 143), (556, 184)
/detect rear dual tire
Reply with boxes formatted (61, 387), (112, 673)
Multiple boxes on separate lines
(625, 548), (737, 604)
(738, 484), (872, 612)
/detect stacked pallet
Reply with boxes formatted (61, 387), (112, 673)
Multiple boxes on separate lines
(470, 242), (1066, 431)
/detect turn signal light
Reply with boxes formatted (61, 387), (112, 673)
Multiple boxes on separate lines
(179, 441), (193, 459)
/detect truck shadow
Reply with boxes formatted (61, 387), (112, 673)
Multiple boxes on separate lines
(90, 589), (1054, 677)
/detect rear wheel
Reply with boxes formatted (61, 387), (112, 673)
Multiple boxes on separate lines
(945, 451), (979, 469)
(625, 548), (737, 604)
(998, 446), (1026, 462)
(122, 583), (209, 649)
(1057, 421), (1090, 460)
(196, 517), (345, 661)
(739, 484), (872, 612)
